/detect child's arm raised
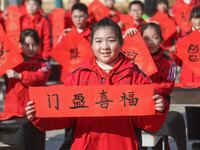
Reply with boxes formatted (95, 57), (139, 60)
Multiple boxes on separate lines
(123, 28), (138, 38)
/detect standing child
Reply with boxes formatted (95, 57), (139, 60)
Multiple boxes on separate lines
(21, 0), (52, 60)
(170, 5), (200, 85)
(104, 0), (121, 23)
(155, 0), (181, 51)
(26, 17), (169, 150)
(4, 29), (51, 115)
(124, 21), (176, 150)
(58, 3), (93, 81)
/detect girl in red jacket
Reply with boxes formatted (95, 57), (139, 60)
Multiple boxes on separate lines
(21, 0), (52, 60)
(124, 22), (175, 150)
(4, 29), (51, 115)
(26, 17), (169, 150)
(170, 5), (200, 85)
(155, 0), (181, 51)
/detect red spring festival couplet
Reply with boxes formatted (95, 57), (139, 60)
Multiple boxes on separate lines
(122, 32), (158, 76)
(0, 24), (24, 76)
(29, 84), (155, 117)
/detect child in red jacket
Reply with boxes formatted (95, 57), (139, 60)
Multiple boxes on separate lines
(21, 0), (52, 60)
(26, 17), (169, 150)
(104, 0), (121, 23)
(170, 5), (200, 85)
(155, 0), (181, 51)
(124, 22), (176, 150)
(58, 3), (93, 81)
(4, 29), (51, 115)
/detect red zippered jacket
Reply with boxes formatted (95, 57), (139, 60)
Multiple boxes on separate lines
(170, 30), (200, 84)
(31, 54), (169, 150)
(150, 48), (176, 96)
(21, 13), (52, 60)
(4, 54), (51, 115)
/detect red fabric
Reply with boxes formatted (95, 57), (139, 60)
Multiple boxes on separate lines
(4, 54), (51, 115)
(107, 7), (120, 23)
(21, 13), (52, 60)
(59, 22), (93, 81)
(31, 54), (169, 150)
(170, 30), (200, 84)
(121, 18), (146, 35)
(171, 0), (200, 14)
(150, 48), (176, 96)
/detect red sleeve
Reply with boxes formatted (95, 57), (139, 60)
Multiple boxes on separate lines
(31, 117), (77, 131)
(110, 10), (120, 23)
(133, 98), (169, 132)
(20, 61), (51, 86)
(153, 60), (176, 96)
(41, 18), (52, 60)
(132, 66), (169, 132)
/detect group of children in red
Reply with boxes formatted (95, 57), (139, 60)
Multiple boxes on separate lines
(1, 0), (200, 149)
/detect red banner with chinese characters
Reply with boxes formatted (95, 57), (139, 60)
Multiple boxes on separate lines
(122, 32), (158, 76)
(0, 112), (24, 121)
(175, 30), (200, 77)
(150, 11), (177, 42)
(173, 3), (192, 33)
(120, 14), (134, 35)
(0, 24), (24, 76)
(50, 30), (93, 73)
(29, 84), (155, 117)
(88, 0), (110, 21)
(52, 8), (65, 48)
(6, 5), (21, 49)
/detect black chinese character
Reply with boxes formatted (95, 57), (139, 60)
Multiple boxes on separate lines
(120, 92), (139, 107)
(70, 47), (79, 59)
(0, 42), (9, 59)
(48, 94), (59, 110)
(70, 93), (89, 109)
(95, 90), (113, 109)
(189, 55), (199, 62)
(127, 51), (138, 63)
(188, 44), (199, 54)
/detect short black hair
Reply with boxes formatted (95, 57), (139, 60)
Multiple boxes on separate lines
(129, 1), (144, 11)
(90, 17), (124, 47)
(26, 0), (42, 6)
(190, 5), (200, 20)
(72, 3), (88, 14)
(140, 22), (164, 42)
(19, 29), (40, 45)
(156, 0), (169, 7)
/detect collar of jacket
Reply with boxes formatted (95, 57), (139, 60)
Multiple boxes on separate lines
(151, 48), (164, 63)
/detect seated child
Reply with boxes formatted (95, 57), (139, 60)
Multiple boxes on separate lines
(155, 0), (181, 51)
(21, 0), (52, 60)
(120, 0), (146, 33)
(4, 28), (51, 115)
(58, 3), (93, 81)
(25, 17), (169, 150)
(169, 5), (200, 85)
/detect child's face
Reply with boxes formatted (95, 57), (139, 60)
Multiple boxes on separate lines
(19, 36), (39, 58)
(105, 0), (115, 9)
(191, 17), (200, 30)
(142, 27), (162, 54)
(26, 0), (41, 15)
(129, 4), (143, 21)
(91, 27), (121, 65)
(157, 2), (168, 12)
(71, 10), (88, 30)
